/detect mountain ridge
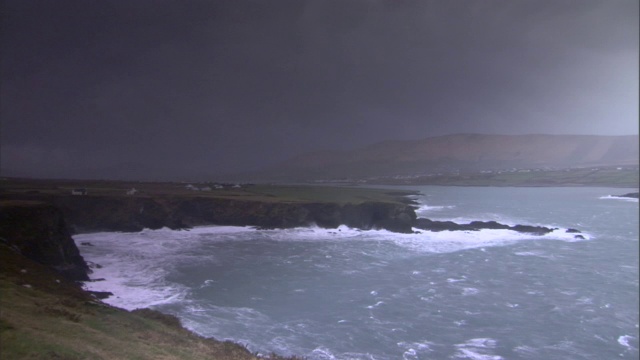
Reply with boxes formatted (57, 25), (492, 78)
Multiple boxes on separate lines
(254, 134), (639, 181)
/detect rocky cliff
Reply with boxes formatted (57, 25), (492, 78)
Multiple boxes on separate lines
(51, 196), (417, 234)
(0, 200), (90, 281)
(0, 193), (417, 234)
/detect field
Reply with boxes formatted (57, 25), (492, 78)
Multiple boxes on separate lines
(366, 166), (639, 187)
(0, 178), (415, 204)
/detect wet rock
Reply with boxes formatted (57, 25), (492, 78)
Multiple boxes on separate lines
(510, 224), (555, 235)
(0, 201), (90, 281)
(88, 291), (114, 299)
(414, 218), (555, 235)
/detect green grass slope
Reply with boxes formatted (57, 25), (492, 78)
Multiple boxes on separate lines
(0, 179), (414, 204)
(0, 244), (302, 360)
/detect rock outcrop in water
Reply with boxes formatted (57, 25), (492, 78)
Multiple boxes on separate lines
(413, 218), (556, 235)
(614, 192), (639, 199)
(0, 200), (90, 281)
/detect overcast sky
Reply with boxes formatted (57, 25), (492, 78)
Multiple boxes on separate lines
(1, 0), (638, 180)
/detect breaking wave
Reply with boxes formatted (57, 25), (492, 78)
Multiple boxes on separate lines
(76, 223), (589, 311)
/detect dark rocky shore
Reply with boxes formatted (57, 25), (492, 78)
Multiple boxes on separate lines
(0, 192), (584, 283)
(1, 193), (418, 234)
(614, 192), (639, 199)
(0, 198), (304, 359)
(0, 193), (420, 283)
(414, 218), (555, 235)
(0, 200), (90, 281)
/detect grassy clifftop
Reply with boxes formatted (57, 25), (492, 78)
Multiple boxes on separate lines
(0, 178), (414, 204)
(0, 179), (419, 234)
(0, 241), (301, 360)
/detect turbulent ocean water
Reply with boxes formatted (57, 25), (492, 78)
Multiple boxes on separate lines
(76, 186), (639, 360)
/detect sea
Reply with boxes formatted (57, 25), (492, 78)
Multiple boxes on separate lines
(75, 186), (639, 360)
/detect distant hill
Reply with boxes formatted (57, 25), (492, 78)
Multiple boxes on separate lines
(254, 134), (639, 181)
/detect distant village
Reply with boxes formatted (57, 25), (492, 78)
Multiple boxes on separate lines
(309, 165), (640, 185)
(182, 182), (250, 191)
(70, 182), (253, 196)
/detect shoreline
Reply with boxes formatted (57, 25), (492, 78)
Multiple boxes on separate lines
(0, 180), (612, 359)
(0, 198), (306, 359)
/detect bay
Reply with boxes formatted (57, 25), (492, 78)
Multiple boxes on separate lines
(76, 186), (639, 359)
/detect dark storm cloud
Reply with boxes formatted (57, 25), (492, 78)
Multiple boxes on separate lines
(1, 0), (638, 180)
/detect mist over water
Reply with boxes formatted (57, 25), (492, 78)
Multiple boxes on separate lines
(77, 187), (639, 359)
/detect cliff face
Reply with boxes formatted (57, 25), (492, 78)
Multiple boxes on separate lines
(47, 196), (417, 234)
(0, 193), (416, 284)
(0, 201), (90, 281)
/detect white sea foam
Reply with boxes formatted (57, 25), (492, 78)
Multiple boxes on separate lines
(76, 231), (193, 309)
(454, 338), (503, 360)
(309, 347), (337, 360)
(416, 204), (455, 213)
(460, 338), (498, 348)
(513, 345), (538, 357)
(397, 341), (433, 360)
(366, 301), (385, 309)
(462, 287), (479, 296)
(514, 250), (552, 258)
(75, 227), (245, 309)
(600, 195), (639, 203)
(454, 348), (503, 360)
(200, 279), (216, 288)
(618, 335), (636, 350)
(394, 227), (590, 254)
(75, 222), (590, 311)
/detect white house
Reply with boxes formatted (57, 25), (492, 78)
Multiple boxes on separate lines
(71, 188), (87, 195)
(126, 188), (138, 195)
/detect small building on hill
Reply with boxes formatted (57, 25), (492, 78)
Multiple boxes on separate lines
(71, 188), (87, 195)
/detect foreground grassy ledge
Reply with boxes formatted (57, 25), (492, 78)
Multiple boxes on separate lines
(0, 243), (302, 360)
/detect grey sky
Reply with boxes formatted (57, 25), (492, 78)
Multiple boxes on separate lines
(1, 0), (638, 180)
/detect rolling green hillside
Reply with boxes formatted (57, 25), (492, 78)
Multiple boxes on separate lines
(254, 134), (639, 182)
